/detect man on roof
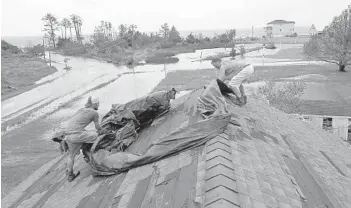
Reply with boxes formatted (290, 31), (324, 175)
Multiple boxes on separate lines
(62, 96), (102, 182)
(211, 58), (254, 105)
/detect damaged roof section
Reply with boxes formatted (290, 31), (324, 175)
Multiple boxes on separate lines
(3, 90), (351, 208)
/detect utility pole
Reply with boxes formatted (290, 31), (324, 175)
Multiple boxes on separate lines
(251, 26), (254, 39)
(42, 37), (46, 61)
(45, 35), (52, 67)
(48, 44), (52, 67)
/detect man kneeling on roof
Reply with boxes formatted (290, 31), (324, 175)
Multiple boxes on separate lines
(53, 96), (102, 182)
(211, 58), (254, 105)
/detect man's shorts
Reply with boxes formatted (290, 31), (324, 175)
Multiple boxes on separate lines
(66, 141), (83, 157)
(65, 131), (98, 156)
(228, 64), (255, 87)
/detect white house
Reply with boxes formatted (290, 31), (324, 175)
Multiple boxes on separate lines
(264, 20), (295, 37)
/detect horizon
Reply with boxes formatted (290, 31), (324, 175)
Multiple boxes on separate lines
(2, 0), (350, 37)
(1, 25), (312, 39)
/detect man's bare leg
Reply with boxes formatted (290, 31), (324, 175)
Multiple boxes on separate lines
(239, 84), (247, 104)
(66, 153), (80, 182)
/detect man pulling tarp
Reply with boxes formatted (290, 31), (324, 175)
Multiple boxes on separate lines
(210, 58), (255, 106)
(53, 89), (178, 181)
(52, 96), (102, 182)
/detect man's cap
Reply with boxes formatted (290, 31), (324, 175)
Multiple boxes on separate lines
(91, 97), (100, 104)
(85, 96), (99, 107)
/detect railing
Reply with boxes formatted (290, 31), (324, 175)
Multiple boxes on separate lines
(290, 114), (351, 141)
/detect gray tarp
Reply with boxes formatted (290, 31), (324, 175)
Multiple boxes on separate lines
(90, 81), (231, 176)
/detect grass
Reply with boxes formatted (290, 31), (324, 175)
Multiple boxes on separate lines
(264, 47), (308, 60)
(1, 52), (57, 100)
(155, 63), (351, 93)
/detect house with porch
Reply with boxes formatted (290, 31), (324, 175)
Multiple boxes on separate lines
(264, 20), (296, 37)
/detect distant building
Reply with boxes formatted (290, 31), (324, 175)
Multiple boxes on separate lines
(264, 20), (295, 37)
(309, 24), (318, 36)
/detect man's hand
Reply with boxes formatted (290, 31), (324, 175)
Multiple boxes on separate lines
(98, 128), (110, 135)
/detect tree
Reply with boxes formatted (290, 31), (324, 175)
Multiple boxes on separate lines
(128, 24), (138, 36)
(42, 13), (59, 47)
(169, 26), (181, 43)
(227, 29), (236, 42)
(67, 20), (73, 39)
(230, 46), (236, 58)
(118, 24), (128, 37)
(159, 23), (170, 38)
(240, 45), (246, 56)
(186, 32), (197, 44)
(304, 7), (351, 72)
(70, 14), (83, 43)
(25, 44), (44, 56)
(61, 18), (71, 39)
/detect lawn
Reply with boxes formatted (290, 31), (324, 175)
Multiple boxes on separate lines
(154, 63), (351, 92)
(1, 52), (56, 100)
(264, 47), (308, 60)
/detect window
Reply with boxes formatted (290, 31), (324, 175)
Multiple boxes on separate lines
(323, 117), (333, 132)
(348, 119), (351, 141)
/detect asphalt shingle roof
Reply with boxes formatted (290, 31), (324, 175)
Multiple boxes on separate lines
(3, 90), (351, 208)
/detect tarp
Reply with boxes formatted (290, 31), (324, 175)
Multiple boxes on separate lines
(89, 82), (231, 176)
(91, 91), (172, 153)
(90, 114), (230, 176)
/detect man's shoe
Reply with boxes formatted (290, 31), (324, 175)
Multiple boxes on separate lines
(66, 170), (80, 182)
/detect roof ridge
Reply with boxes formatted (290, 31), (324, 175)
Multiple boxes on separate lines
(195, 123), (241, 208)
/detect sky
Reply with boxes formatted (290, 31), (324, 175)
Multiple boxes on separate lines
(1, 0), (350, 37)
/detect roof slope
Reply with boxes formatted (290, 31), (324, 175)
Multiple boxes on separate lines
(267, 20), (295, 25)
(3, 90), (351, 208)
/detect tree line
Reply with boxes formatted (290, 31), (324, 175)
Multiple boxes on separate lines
(41, 13), (237, 52)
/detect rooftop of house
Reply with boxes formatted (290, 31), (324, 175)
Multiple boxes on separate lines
(267, 20), (296, 25)
(3, 90), (351, 208)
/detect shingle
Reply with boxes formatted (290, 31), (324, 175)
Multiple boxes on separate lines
(207, 141), (231, 153)
(238, 194), (253, 208)
(207, 136), (229, 146)
(206, 198), (240, 208)
(205, 175), (237, 192)
(205, 186), (240, 206)
(262, 192), (279, 208)
(247, 187), (264, 202)
(206, 149), (232, 161)
(206, 164), (236, 181)
(206, 156), (234, 170)
(236, 180), (249, 195)
(251, 199), (267, 208)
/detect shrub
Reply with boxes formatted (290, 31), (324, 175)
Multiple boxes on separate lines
(240, 46), (246, 56)
(265, 42), (276, 49)
(256, 79), (307, 113)
(229, 47), (236, 58)
(62, 41), (86, 56)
